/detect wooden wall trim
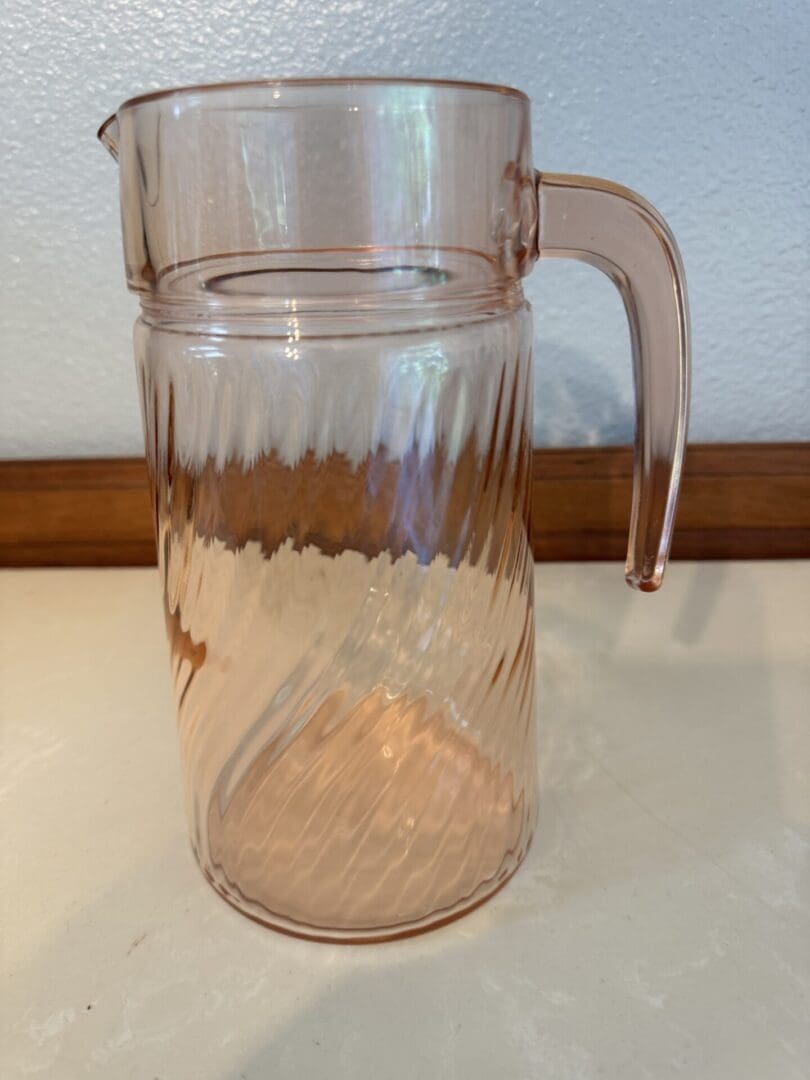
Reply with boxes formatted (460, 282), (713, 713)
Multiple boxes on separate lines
(530, 443), (810, 561)
(1, 444), (808, 567)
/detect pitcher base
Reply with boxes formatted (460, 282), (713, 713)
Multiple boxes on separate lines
(198, 838), (532, 943)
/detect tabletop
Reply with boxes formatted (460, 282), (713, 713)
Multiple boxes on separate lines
(1, 561), (808, 1079)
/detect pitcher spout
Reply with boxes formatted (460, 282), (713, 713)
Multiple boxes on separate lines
(97, 114), (119, 161)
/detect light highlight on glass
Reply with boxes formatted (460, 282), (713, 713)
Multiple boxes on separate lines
(100, 78), (689, 940)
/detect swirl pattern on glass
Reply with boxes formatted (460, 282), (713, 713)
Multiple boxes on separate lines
(138, 305), (537, 940)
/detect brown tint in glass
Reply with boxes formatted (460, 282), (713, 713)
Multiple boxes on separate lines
(100, 79), (689, 941)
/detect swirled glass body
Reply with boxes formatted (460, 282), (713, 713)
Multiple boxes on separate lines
(137, 297), (537, 940)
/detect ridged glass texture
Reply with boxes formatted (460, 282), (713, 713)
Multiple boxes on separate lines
(101, 78), (689, 940)
(137, 301), (536, 940)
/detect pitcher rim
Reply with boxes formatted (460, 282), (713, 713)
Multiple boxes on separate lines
(98, 76), (528, 141)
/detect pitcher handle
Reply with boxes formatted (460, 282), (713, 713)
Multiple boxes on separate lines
(536, 172), (690, 591)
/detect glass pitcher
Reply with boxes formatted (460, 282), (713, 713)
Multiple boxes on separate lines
(99, 78), (689, 942)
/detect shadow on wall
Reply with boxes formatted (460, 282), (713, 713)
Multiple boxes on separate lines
(533, 341), (633, 447)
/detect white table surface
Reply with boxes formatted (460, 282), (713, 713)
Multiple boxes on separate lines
(1, 562), (808, 1079)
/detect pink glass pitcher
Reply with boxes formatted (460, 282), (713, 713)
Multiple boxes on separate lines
(99, 78), (689, 941)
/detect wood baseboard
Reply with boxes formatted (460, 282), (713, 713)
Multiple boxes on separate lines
(1, 444), (808, 567)
(530, 443), (810, 561)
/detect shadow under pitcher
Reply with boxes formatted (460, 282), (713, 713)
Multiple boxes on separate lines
(99, 78), (690, 942)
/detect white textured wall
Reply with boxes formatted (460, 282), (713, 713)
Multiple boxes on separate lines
(1, 0), (808, 458)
